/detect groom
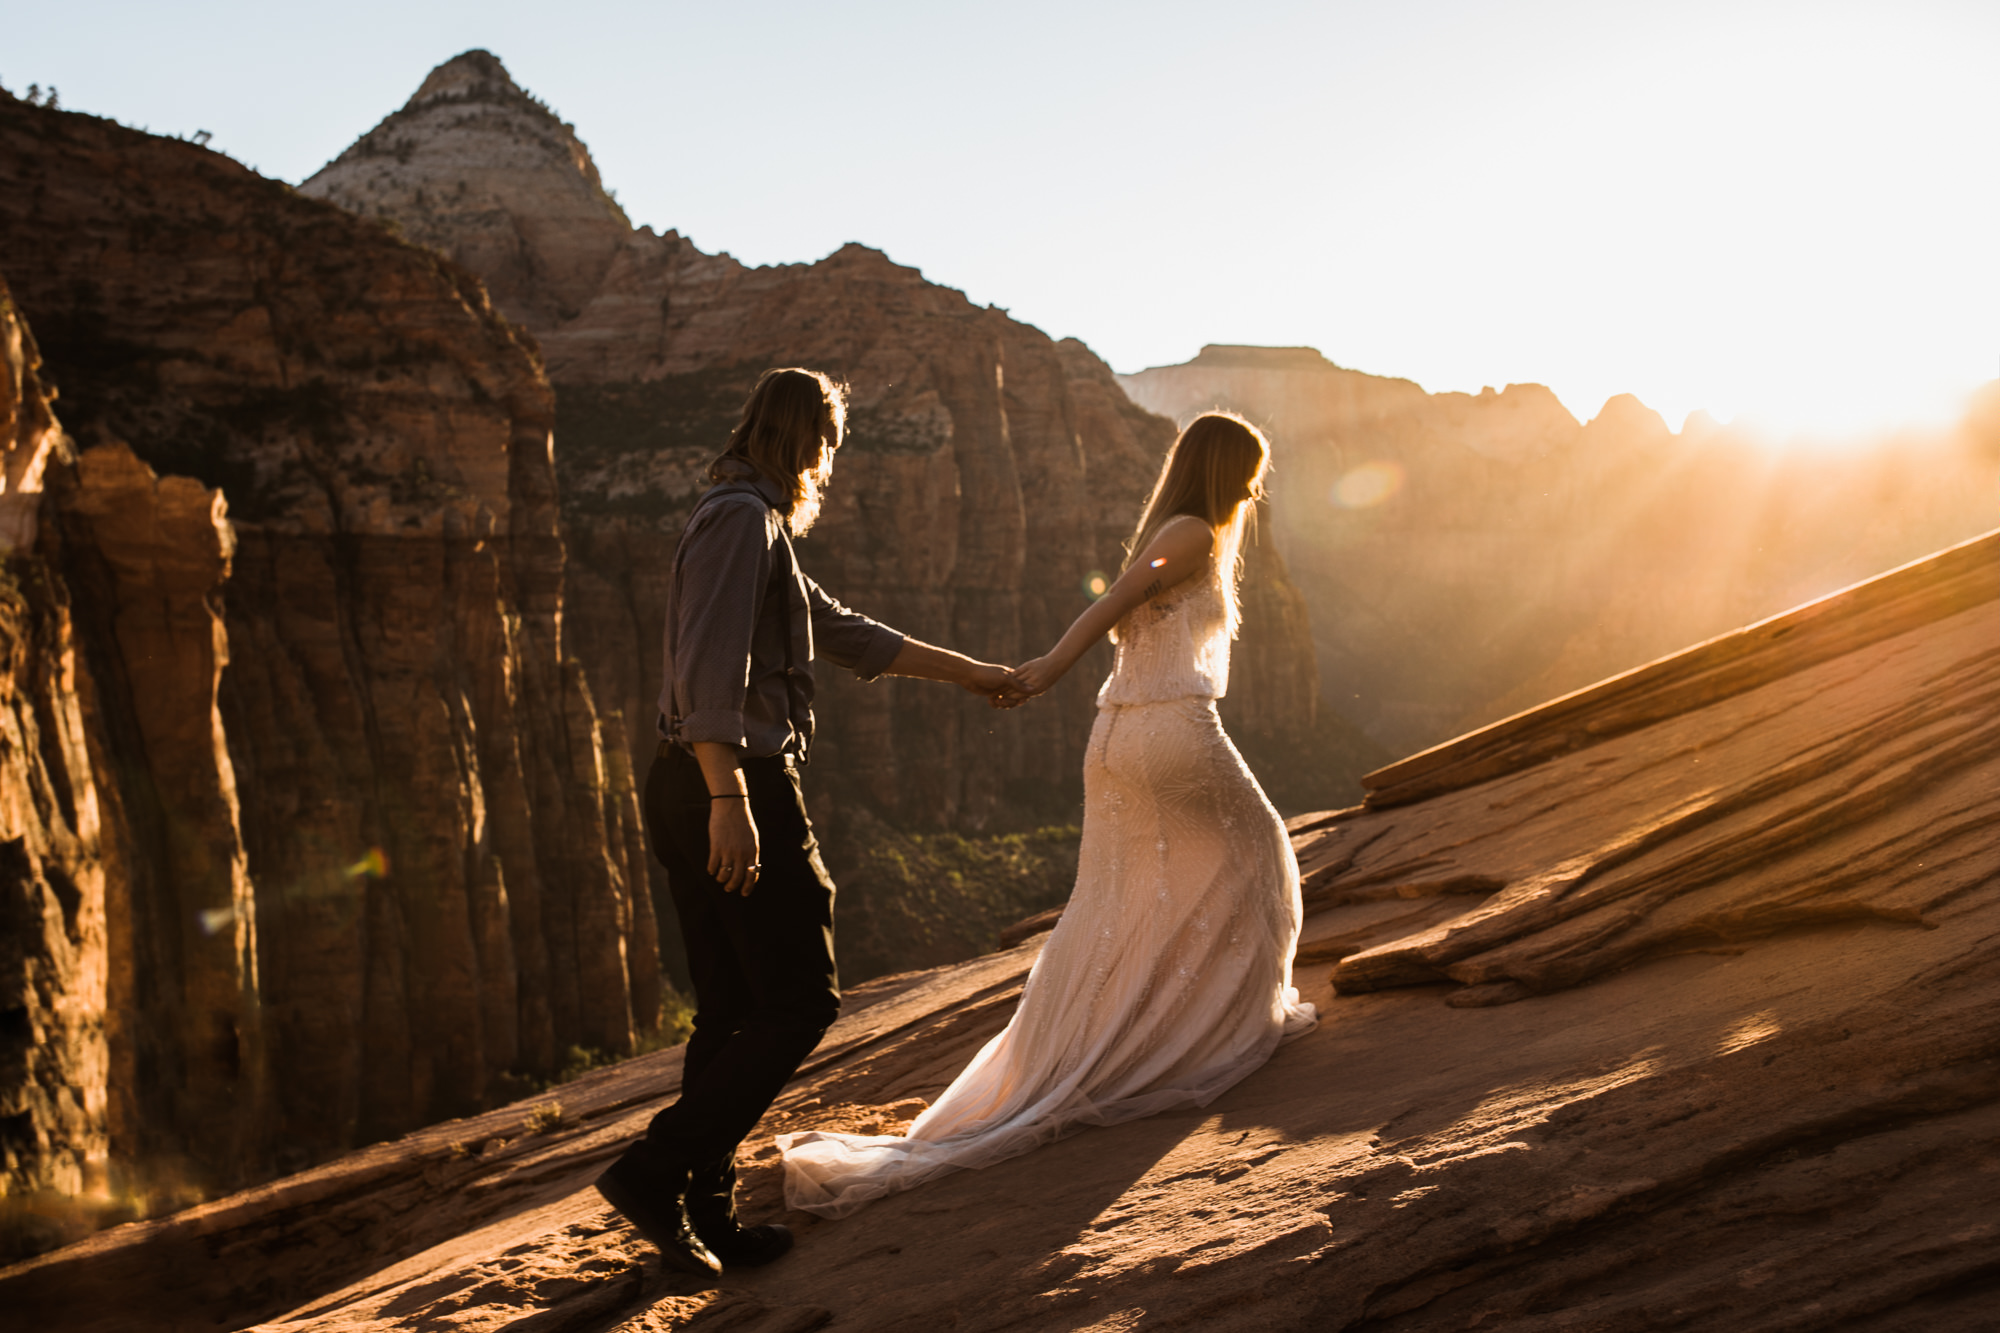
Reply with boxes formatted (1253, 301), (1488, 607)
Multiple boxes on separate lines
(597, 367), (1009, 1276)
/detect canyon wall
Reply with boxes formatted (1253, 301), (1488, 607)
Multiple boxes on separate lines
(0, 90), (669, 1235)
(1121, 345), (2000, 757)
(0, 61), (1370, 1245)
(0, 278), (113, 1240)
(300, 52), (1379, 957)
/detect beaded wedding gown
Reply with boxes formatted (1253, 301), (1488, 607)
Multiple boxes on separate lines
(777, 554), (1317, 1218)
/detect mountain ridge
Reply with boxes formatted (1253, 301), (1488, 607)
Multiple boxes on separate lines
(301, 51), (1383, 947)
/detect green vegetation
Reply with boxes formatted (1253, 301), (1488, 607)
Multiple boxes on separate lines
(552, 371), (755, 519)
(828, 810), (1083, 984)
(842, 404), (951, 455)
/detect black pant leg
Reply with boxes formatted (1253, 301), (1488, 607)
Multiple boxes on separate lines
(642, 746), (840, 1166)
(644, 750), (753, 1099)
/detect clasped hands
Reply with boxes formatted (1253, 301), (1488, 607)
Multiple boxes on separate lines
(962, 656), (1061, 710)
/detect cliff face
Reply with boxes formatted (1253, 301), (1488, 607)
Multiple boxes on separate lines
(0, 278), (112, 1244)
(7, 529), (1996, 1331)
(0, 91), (666, 1221)
(1121, 345), (2000, 757)
(301, 53), (1378, 858)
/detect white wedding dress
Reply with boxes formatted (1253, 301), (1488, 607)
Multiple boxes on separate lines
(777, 553), (1317, 1218)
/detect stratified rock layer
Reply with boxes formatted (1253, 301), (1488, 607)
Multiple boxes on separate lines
(55, 441), (270, 1194)
(1121, 344), (2000, 758)
(7, 528), (1994, 1330)
(0, 277), (113, 1242)
(0, 93), (663, 1198)
(302, 52), (1380, 852)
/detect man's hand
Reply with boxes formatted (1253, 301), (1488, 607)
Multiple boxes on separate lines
(999, 655), (1062, 706)
(961, 660), (1010, 700)
(885, 640), (1019, 706)
(707, 798), (761, 895)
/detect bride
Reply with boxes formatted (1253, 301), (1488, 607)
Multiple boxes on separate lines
(777, 412), (1317, 1218)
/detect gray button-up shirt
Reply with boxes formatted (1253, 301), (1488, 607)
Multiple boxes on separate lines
(657, 470), (904, 759)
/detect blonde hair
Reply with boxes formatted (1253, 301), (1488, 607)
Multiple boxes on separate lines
(1124, 412), (1270, 634)
(710, 367), (847, 534)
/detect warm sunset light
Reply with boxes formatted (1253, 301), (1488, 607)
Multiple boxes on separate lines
(6, 5), (1998, 1318)
(1332, 462), (1405, 510)
(10, 1), (1995, 440)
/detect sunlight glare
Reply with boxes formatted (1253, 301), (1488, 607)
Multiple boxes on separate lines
(1332, 461), (1404, 509)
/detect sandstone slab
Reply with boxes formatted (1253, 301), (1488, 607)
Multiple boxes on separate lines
(7, 530), (1995, 1329)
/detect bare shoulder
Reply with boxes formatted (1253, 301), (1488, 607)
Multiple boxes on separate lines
(1121, 515), (1216, 607)
(1149, 514), (1216, 557)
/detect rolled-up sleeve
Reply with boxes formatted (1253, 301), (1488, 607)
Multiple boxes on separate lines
(670, 499), (773, 746)
(805, 575), (904, 681)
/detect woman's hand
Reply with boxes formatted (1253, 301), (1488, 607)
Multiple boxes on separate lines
(1000, 655), (1064, 705)
(707, 798), (761, 895)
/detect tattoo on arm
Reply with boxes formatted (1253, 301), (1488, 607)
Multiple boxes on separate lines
(1142, 579), (1164, 600)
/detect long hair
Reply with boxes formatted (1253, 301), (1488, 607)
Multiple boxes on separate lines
(709, 367), (847, 534)
(1123, 412), (1271, 634)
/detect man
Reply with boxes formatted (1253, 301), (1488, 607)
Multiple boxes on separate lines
(596, 367), (1009, 1275)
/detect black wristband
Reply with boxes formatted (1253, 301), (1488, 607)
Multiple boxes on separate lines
(709, 793), (748, 801)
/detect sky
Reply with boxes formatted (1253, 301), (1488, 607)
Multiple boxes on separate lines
(9, 0), (1999, 438)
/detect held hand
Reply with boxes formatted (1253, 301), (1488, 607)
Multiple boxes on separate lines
(707, 799), (761, 895)
(1001, 655), (1063, 704)
(960, 660), (1010, 700)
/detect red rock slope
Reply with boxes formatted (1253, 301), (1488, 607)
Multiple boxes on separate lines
(7, 525), (1994, 1330)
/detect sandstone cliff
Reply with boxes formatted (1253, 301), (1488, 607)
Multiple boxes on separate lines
(300, 53), (1379, 883)
(0, 91), (668, 1224)
(6, 527), (1993, 1331)
(1121, 344), (2000, 757)
(0, 277), (115, 1252)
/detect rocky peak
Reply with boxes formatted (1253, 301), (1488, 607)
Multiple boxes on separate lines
(1583, 390), (1675, 446)
(406, 48), (517, 107)
(302, 51), (631, 328)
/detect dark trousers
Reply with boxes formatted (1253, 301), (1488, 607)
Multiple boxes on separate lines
(640, 744), (840, 1172)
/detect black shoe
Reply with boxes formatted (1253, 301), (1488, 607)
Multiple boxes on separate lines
(596, 1145), (721, 1278)
(705, 1223), (794, 1268)
(687, 1155), (795, 1270)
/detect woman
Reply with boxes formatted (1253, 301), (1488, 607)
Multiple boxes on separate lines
(777, 412), (1317, 1218)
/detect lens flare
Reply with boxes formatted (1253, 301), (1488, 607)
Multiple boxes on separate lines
(345, 847), (390, 879)
(1332, 461), (1404, 509)
(197, 906), (235, 936)
(1081, 571), (1109, 598)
